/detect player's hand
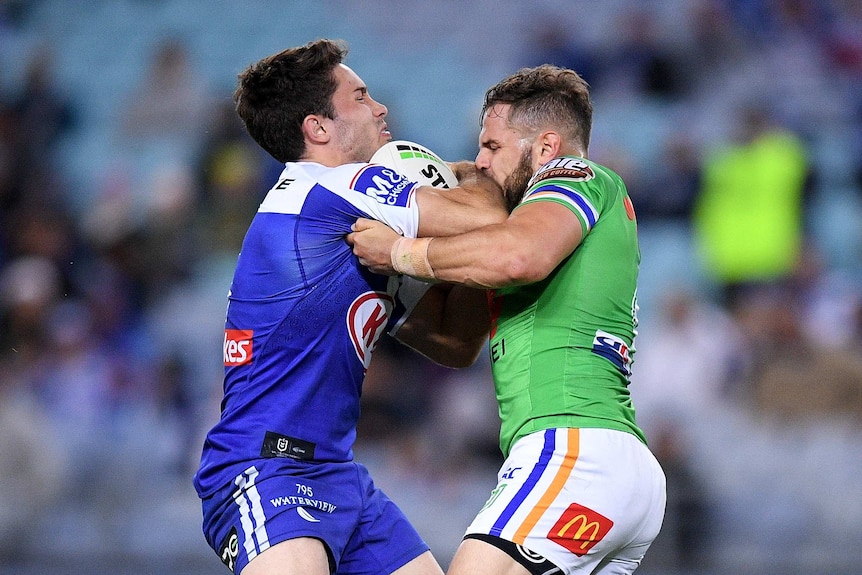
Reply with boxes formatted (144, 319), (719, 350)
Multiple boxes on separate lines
(347, 218), (400, 275)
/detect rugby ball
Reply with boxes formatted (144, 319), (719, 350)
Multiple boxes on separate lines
(370, 140), (459, 189)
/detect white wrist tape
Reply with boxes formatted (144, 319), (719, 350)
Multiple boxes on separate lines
(390, 237), (435, 280)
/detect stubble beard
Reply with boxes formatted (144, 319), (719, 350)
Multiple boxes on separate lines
(333, 117), (380, 163)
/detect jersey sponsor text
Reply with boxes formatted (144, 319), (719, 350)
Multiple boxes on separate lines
(591, 330), (632, 378)
(224, 329), (253, 366)
(530, 157), (595, 186)
(352, 165), (413, 206)
(269, 495), (337, 513)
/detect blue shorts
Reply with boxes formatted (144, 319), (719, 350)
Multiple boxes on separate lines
(200, 458), (429, 574)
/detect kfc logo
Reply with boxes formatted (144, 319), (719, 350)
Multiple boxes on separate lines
(347, 292), (394, 369)
(224, 329), (253, 366)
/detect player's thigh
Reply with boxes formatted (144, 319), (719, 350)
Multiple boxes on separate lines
(391, 550), (444, 575)
(447, 538), (530, 575)
(241, 537), (330, 575)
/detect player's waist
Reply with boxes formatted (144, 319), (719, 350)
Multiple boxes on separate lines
(502, 415), (647, 457)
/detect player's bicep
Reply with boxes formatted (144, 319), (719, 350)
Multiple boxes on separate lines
(507, 201), (584, 276)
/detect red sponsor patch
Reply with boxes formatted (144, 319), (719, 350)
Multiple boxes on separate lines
(547, 502), (614, 556)
(224, 329), (253, 366)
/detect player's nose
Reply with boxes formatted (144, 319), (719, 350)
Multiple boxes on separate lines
(475, 149), (490, 170)
(371, 97), (387, 118)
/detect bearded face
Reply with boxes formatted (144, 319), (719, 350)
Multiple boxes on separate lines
(502, 145), (535, 213)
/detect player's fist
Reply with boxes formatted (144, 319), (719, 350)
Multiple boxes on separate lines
(347, 218), (400, 275)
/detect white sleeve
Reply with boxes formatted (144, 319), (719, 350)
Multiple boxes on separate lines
(320, 163), (422, 238)
(387, 275), (434, 336)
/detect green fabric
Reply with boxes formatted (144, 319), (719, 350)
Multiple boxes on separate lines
(489, 157), (646, 457)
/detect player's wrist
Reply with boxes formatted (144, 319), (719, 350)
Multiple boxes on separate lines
(391, 237), (435, 280)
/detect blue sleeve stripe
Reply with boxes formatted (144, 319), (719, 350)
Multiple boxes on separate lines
(522, 184), (598, 230)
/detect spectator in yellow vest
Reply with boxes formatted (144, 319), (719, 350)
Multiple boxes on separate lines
(693, 104), (810, 307)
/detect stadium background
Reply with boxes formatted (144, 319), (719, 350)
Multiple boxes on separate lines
(1, 1), (861, 574)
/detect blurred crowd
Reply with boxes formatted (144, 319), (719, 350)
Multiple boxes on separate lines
(1, 1), (862, 573)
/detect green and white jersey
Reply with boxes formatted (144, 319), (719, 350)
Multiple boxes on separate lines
(488, 156), (645, 457)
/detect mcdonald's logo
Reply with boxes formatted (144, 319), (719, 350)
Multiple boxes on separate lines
(547, 502), (614, 556)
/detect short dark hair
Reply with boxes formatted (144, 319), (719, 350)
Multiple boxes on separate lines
(234, 38), (348, 162)
(481, 65), (593, 152)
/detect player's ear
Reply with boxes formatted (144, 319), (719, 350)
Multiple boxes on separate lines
(535, 130), (562, 164)
(303, 115), (330, 144)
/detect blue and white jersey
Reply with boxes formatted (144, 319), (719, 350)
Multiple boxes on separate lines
(194, 161), (422, 498)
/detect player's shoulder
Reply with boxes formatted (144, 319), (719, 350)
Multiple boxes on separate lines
(282, 161), (366, 189)
(259, 162), (376, 214)
(289, 161), (416, 206)
(520, 156), (631, 221)
(529, 156), (623, 189)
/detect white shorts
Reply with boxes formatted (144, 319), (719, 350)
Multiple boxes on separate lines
(464, 428), (666, 575)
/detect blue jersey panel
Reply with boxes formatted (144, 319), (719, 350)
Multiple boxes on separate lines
(195, 162), (419, 499)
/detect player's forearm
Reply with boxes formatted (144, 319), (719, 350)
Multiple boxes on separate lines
(415, 171), (506, 237)
(438, 284), (491, 346)
(424, 226), (547, 289)
(415, 202), (583, 288)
